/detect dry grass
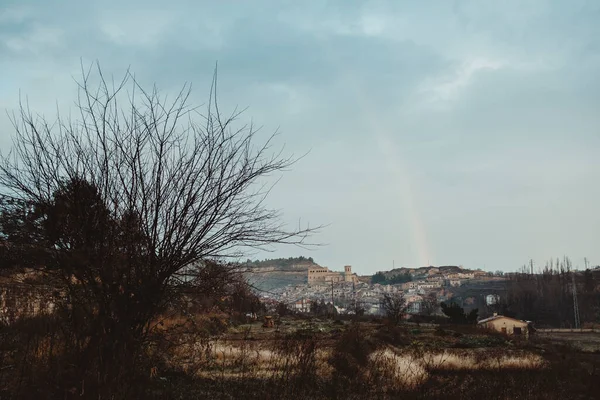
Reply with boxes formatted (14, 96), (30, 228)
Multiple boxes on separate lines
(6, 316), (594, 399)
(420, 350), (546, 371)
(537, 331), (600, 352)
(194, 341), (332, 378)
(160, 331), (547, 396)
(368, 348), (428, 389)
(364, 347), (546, 391)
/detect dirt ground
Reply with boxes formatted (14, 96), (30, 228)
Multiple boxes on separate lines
(536, 331), (600, 352)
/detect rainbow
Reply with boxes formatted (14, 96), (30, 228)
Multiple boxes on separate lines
(321, 38), (432, 266)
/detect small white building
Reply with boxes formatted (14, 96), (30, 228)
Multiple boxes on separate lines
(486, 294), (500, 305)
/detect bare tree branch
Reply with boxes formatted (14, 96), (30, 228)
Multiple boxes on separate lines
(0, 62), (322, 388)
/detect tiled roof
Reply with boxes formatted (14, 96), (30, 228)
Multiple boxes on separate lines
(477, 315), (528, 324)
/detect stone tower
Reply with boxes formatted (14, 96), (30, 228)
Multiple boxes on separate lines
(344, 265), (352, 282)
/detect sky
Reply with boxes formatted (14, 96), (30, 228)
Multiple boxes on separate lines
(1, 0), (599, 274)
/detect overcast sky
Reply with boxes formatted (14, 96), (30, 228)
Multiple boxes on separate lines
(1, 0), (599, 273)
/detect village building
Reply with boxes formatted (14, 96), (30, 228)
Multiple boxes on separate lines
(419, 281), (442, 290)
(307, 265), (359, 285)
(486, 294), (500, 305)
(447, 272), (471, 280)
(291, 298), (311, 313)
(405, 294), (423, 314)
(478, 313), (530, 336)
(448, 279), (461, 287)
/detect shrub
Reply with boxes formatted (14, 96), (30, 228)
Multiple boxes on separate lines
(434, 327), (448, 336)
(373, 324), (411, 347)
(329, 323), (376, 380)
(454, 335), (506, 348)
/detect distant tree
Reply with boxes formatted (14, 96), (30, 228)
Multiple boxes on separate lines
(277, 301), (293, 316)
(310, 299), (328, 316)
(185, 260), (238, 312)
(441, 301), (465, 323)
(380, 293), (408, 324)
(371, 272), (387, 284)
(584, 269), (595, 294)
(421, 292), (439, 316)
(343, 298), (366, 316)
(246, 256), (317, 268)
(504, 256), (587, 327)
(387, 272), (412, 284)
(371, 271), (412, 285)
(466, 308), (479, 324)
(440, 301), (479, 325)
(229, 282), (263, 314)
(325, 302), (338, 317)
(352, 299), (366, 317)
(497, 302), (517, 319)
(310, 299), (337, 317)
(440, 301), (476, 324)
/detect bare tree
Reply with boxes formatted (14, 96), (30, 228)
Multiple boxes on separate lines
(380, 292), (408, 324)
(421, 292), (439, 316)
(0, 62), (319, 392)
(351, 299), (366, 317)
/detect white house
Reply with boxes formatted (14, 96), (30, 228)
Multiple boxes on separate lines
(486, 294), (500, 305)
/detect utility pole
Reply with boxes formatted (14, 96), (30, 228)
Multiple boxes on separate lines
(330, 280), (335, 319)
(352, 280), (356, 314)
(530, 259), (534, 275)
(585, 257), (589, 270)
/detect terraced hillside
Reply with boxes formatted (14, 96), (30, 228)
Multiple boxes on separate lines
(243, 257), (318, 291)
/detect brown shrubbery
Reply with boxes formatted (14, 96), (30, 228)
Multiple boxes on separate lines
(3, 314), (600, 399)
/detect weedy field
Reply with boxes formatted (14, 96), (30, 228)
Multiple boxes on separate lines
(142, 317), (600, 399)
(536, 331), (600, 353)
(3, 315), (600, 399)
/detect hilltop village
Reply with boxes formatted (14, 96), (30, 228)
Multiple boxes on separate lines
(256, 260), (507, 316)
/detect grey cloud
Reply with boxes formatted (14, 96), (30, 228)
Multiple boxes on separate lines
(1, 0), (599, 271)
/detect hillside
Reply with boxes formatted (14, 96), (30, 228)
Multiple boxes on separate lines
(381, 265), (473, 279)
(245, 261), (486, 292)
(243, 257), (318, 291)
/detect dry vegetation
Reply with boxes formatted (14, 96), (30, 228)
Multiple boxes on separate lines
(3, 312), (600, 399)
(537, 331), (600, 353)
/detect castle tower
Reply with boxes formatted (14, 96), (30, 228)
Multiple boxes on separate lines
(344, 265), (352, 282)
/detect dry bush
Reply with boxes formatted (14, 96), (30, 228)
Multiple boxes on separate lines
(367, 348), (429, 391)
(167, 333), (329, 399)
(329, 323), (377, 370)
(272, 332), (320, 380)
(420, 349), (546, 371)
(373, 323), (411, 347)
(5, 312), (590, 400)
(0, 314), (158, 399)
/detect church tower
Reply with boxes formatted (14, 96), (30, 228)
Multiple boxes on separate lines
(344, 265), (352, 282)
